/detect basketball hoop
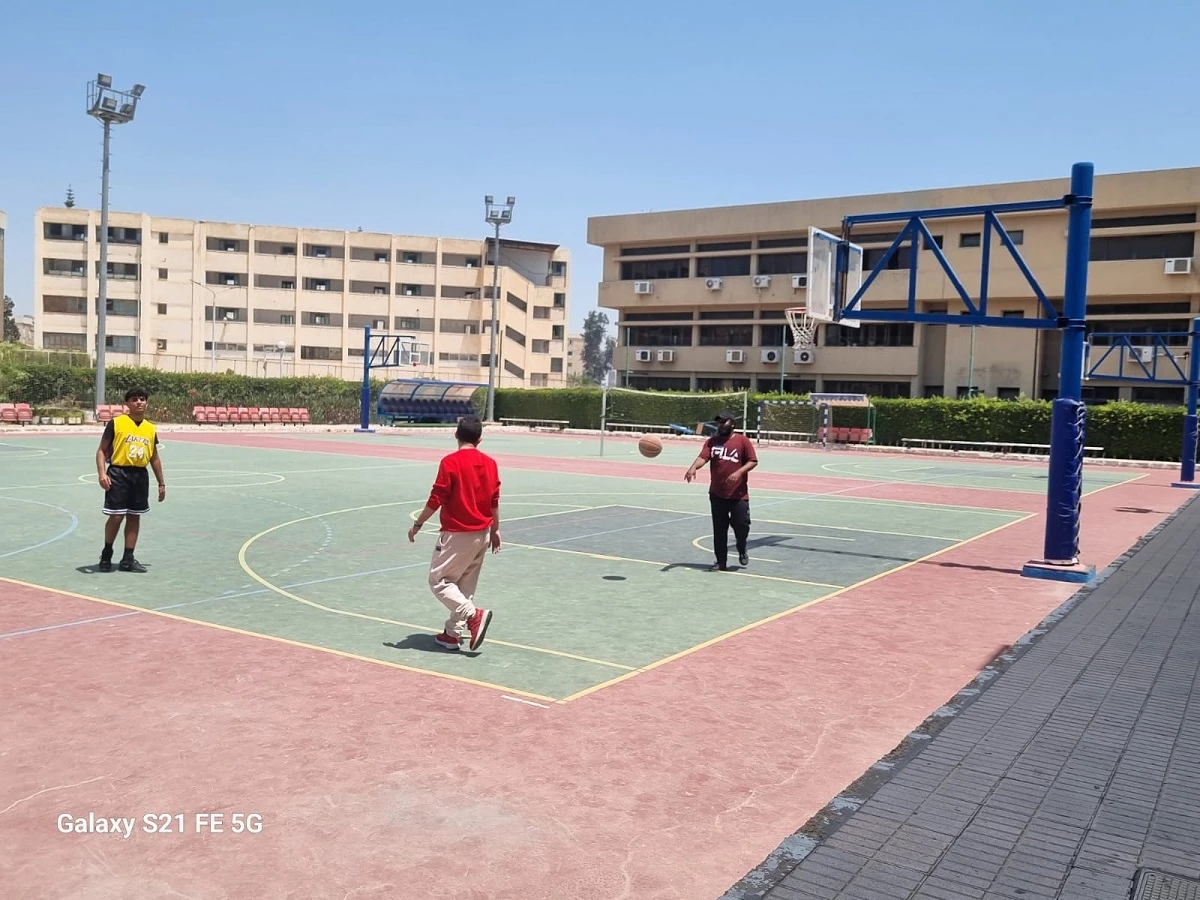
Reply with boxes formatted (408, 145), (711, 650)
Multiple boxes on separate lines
(785, 307), (817, 348)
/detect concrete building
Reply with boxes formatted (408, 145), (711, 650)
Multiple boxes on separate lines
(587, 167), (1200, 404)
(33, 207), (571, 385)
(15, 315), (34, 346)
(566, 333), (584, 379)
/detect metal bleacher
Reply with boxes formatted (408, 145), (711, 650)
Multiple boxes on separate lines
(376, 378), (486, 426)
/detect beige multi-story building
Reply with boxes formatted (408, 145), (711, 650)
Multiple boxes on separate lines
(33, 207), (571, 386)
(566, 333), (584, 379)
(588, 166), (1200, 405)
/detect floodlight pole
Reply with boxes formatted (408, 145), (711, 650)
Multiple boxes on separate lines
(484, 195), (515, 423)
(87, 74), (143, 409)
(96, 119), (112, 408)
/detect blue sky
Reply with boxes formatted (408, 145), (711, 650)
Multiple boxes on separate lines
(1, 0), (1195, 334)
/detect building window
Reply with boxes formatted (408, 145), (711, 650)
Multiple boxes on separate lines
(960, 233), (981, 248)
(157, 303), (167, 315)
(158, 268), (168, 280)
(159, 232), (168, 244)
(620, 258), (689, 280)
(553, 293), (565, 307)
(695, 256), (751, 278)
(997, 387), (1021, 400)
(757, 252), (807, 275)
(1090, 232), (1195, 262)
(698, 325), (753, 346)
(627, 325), (690, 346)
(823, 322), (914, 347)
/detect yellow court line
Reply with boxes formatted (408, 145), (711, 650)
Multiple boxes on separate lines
(237, 502), (634, 672)
(0, 576), (558, 705)
(558, 511), (1038, 703)
(502, 540), (846, 589)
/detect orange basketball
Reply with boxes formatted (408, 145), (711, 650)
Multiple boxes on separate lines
(638, 434), (663, 458)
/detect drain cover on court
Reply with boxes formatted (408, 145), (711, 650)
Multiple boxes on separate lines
(1133, 869), (1200, 900)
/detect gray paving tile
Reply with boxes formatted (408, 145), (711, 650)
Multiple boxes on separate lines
(741, 494), (1200, 900)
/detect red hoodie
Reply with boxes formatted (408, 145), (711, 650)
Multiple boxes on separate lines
(426, 446), (501, 532)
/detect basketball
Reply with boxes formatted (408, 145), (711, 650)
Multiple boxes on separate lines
(638, 434), (663, 458)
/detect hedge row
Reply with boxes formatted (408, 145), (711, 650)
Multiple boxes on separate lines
(0, 361), (385, 426)
(0, 357), (1188, 462)
(493, 388), (1189, 462)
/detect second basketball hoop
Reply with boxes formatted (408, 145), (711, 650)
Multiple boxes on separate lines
(784, 307), (817, 348)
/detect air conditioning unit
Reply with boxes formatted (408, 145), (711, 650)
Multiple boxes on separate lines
(761, 348), (781, 364)
(753, 275), (771, 288)
(657, 349), (675, 362)
(633, 281), (654, 294)
(1165, 258), (1193, 275)
(794, 348), (816, 364)
(635, 349), (653, 362)
(1132, 346), (1155, 363)
(726, 349), (745, 363)
(705, 277), (724, 291)
(792, 274), (808, 289)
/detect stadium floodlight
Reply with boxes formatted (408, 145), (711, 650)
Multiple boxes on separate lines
(87, 73), (144, 411)
(483, 194), (515, 422)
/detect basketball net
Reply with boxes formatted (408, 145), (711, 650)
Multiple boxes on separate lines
(785, 307), (817, 348)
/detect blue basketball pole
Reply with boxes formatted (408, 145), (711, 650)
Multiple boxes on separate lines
(1171, 316), (1200, 488)
(354, 325), (375, 434)
(1022, 162), (1095, 583)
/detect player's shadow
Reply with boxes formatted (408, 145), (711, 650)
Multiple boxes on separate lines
(74, 563), (153, 574)
(383, 635), (480, 657)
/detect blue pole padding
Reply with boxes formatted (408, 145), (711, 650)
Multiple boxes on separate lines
(1037, 162), (1093, 569)
(1176, 316), (1200, 486)
(357, 326), (373, 433)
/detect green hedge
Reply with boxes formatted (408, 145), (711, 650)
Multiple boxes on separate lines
(494, 388), (1188, 462)
(0, 361), (385, 426)
(0, 355), (1188, 462)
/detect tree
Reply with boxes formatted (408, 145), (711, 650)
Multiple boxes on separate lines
(2, 296), (19, 343)
(65, 186), (76, 208)
(581, 310), (613, 383)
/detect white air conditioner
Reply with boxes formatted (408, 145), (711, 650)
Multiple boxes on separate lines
(315, 283), (327, 291)
(753, 275), (771, 288)
(794, 348), (815, 364)
(1132, 346), (1155, 363)
(634, 281), (654, 294)
(635, 349), (653, 362)
(705, 277), (724, 291)
(792, 274), (808, 289)
(657, 349), (675, 362)
(726, 349), (745, 363)
(761, 348), (781, 364)
(1165, 258), (1193, 275)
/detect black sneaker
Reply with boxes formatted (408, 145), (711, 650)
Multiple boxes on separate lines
(118, 557), (146, 573)
(709, 561), (729, 572)
(98, 558), (113, 573)
(738, 549), (749, 566)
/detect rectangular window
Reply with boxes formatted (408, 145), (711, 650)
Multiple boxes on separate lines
(158, 268), (168, 280)
(620, 258), (689, 280)
(157, 303), (167, 315)
(698, 325), (753, 346)
(1090, 232), (1195, 262)
(626, 325), (691, 346)
(695, 256), (751, 278)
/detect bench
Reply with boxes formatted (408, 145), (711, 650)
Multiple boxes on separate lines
(192, 406), (311, 426)
(0, 403), (34, 426)
(500, 417), (569, 431)
(96, 404), (126, 423)
(901, 437), (1105, 457)
(756, 427), (873, 445)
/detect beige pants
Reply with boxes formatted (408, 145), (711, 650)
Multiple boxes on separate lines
(428, 529), (489, 636)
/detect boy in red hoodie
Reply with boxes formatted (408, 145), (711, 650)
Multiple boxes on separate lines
(408, 415), (501, 651)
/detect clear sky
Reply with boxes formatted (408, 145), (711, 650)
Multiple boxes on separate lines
(1, 0), (1195, 334)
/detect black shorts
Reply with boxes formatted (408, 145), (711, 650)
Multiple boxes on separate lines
(103, 465), (150, 516)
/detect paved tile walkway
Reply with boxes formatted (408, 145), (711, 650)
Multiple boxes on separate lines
(725, 493), (1200, 900)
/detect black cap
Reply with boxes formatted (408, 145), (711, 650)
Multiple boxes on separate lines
(713, 409), (738, 422)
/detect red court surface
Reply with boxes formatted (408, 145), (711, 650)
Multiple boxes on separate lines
(1, 439), (1189, 899)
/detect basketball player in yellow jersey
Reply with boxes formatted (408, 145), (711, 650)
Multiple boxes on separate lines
(96, 387), (166, 572)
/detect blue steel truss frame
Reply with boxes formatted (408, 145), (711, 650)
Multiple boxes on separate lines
(1085, 320), (1200, 487)
(827, 163), (1097, 583)
(355, 326), (421, 433)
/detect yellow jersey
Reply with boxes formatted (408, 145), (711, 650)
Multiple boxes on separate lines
(105, 414), (159, 468)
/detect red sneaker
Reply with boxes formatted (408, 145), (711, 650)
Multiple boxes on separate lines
(466, 609), (493, 652)
(434, 631), (462, 650)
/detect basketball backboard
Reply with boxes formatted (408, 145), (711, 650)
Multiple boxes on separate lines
(806, 227), (862, 328)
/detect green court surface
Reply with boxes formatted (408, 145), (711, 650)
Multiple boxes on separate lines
(0, 433), (1135, 702)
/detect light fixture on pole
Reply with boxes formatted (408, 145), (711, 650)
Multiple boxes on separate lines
(483, 194), (515, 422)
(87, 74), (144, 410)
